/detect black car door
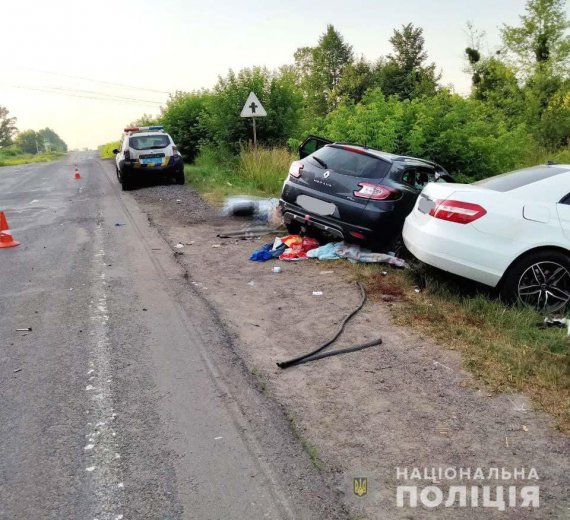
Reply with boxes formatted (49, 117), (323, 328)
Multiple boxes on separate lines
(299, 135), (332, 159)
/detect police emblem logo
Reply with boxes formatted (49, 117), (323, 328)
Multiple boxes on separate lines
(323, 171), (330, 178)
(353, 477), (368, 497)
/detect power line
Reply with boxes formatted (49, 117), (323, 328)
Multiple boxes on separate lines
(19, 67), (171, 95)
(38, 85), (165, 104)
(12, 85), (164, 106)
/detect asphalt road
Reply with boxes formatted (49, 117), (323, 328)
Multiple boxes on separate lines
(0, 153), (342, 520)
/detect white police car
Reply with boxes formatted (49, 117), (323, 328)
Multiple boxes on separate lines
(113, 126), (184, 191)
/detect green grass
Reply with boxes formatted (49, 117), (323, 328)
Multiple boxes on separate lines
(0, 151), (65, 167)
(352, 263), (570, 434)
(100, 141), (121, 160)
(185, 145), (294, 204)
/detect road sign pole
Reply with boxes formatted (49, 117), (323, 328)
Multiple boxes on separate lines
(241, 92), (266, 151)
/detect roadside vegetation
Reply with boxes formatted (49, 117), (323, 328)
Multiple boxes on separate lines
(104, 0), (570, 429)
(99, 141), (121, 160)
(0, 108), (68, 167)
(101, 0), (569, 197)
(0, 149), (65, 167)
(354, 263), (570, 434)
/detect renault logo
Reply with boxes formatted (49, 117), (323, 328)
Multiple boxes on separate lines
(323, 171), (330, 179)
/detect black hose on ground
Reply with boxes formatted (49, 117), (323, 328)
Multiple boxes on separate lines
(277, 282), (381, 369)
(291, 338), (383, 366)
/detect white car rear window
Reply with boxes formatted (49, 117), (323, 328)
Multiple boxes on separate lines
(474, 165), (567, 192)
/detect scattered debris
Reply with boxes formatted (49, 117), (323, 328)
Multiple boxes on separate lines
(222, 196), (280, 224)
(522, 425), (528, 432)
(541, 317), (570, 336)
(272, 266), (282, 273)
(280, 235), (320, 261)
(212, 244), (221, 248)
(312, 291), (323, 296)
(250, 238), (287, 262)
(13, 368), (22, 373)
(247, 280), (256, 287)
(214, 436), (223, 440)
(174, 243), (184, 249)
(16, 328), (32, 332)
(114, 223), (126, 227)
(319, 270), (333, 275)
(176, 199), (182, 204)
(414, 288), (421, 293)
(218, 226), (280, 240)
(306, 241), (408, 267)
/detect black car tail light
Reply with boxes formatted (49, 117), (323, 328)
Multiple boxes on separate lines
(353, 182), (399, 200)
(289, 160), (304, 178)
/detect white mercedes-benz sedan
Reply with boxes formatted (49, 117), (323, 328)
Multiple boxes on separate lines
(403, 163), (570, 313)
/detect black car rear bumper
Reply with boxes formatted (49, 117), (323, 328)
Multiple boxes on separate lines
(280, 199), (371, 241)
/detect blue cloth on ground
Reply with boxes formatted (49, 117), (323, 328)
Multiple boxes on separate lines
(249, 243), (286, 262)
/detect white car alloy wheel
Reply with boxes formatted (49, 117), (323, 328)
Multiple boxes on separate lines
(517, 261), (570, 313)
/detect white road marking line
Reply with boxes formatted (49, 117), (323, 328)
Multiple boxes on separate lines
(84, 218), (123, 519)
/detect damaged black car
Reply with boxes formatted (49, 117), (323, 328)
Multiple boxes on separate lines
(280, 136), (453, 252)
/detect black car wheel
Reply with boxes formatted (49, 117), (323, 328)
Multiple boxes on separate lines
(175, 171), (185, 185)
(121, 174), (134, 191)
(116, 167), (122, 183)
(285, 221), (301, 235)
(500, 250), (570, 314)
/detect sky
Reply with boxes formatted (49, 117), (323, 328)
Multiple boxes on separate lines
(1, 0), (541, 149)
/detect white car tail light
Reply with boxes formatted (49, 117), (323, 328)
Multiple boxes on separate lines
(429, 199), (487, 224)
(289, 160), (304, 178)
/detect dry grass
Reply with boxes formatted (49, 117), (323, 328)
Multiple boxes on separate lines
(352, 263), (570, 434)
(237, 146), (296, 195)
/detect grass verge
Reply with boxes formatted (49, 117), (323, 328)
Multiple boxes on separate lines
(352, 263), (570, 434)
(99, 141), (121, 160)
(184, 145), (293, 204)
(0, 152), (65, 167)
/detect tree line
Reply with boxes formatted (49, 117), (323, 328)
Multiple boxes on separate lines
(0, 108), (68, 155)
(134, 0), (567, 181)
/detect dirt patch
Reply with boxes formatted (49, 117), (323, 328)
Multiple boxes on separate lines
(133, 185), (570, 519)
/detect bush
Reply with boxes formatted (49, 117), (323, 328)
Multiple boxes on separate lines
(100, 141), (120, 159)
(316, 89), (536, 180)
(160, 91), (212, 162)
(204, 67), (303, 151)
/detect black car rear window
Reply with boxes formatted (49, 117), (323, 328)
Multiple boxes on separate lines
(310, 145), (390, 179)
(129, 135), (170, 150)
(474, 165), (567, 192)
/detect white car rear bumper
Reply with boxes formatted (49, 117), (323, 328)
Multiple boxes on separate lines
(403, 215), (505, 288)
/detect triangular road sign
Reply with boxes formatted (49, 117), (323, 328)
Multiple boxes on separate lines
(240, 91), (267, 118)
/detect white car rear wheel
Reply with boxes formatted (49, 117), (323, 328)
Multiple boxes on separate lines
(501, 251), (570, 314)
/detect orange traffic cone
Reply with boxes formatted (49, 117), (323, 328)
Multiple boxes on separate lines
(74, 166), (81, 180)
(0, 212), (20, 249)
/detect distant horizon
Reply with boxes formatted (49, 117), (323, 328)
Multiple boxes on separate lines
(3, 0), (559, 149)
